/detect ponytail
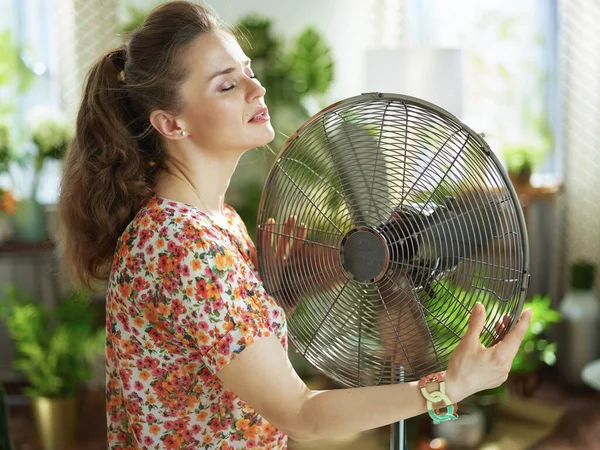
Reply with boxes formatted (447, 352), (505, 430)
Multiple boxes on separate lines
(58, 47), (154, 289)
(57, 1), (224, 290)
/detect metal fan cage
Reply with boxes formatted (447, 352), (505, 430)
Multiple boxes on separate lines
(257, 93), (529, 388)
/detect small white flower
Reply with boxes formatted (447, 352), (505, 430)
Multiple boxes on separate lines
(28, 105), (72, 158)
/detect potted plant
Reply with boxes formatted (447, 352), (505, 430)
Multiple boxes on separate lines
(0, 187), (16, 243)
(0, 286), (104, 450)
(0, 28), (55, 243)
(0, 119), (17, 244)
(502, 144), (546, 188)
(508, 294), (561, 396)
(502, 100), (553, 189)
(10, 107), (71, 243)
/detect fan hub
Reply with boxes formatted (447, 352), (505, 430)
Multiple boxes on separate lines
(340, 227), (389, 282)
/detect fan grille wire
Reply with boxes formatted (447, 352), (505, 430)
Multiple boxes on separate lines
(257, 93), (529, 387)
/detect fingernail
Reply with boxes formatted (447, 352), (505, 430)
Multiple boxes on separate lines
(525, 307), (532, 316)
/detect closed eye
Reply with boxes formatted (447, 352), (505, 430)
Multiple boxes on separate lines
(220, 67), (255, 92)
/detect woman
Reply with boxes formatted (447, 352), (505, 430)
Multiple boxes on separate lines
(58, 2), (532, 449)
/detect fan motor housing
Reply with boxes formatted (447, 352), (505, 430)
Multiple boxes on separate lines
(341, 227), (389, 282)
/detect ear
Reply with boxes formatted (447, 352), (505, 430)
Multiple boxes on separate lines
(149, 110), (186, 140)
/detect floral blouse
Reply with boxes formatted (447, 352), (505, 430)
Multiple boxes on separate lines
(105, 194), (288, 450)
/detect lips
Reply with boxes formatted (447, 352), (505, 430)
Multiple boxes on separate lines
(249, 106), (269, 122)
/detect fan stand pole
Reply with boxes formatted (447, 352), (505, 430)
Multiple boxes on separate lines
(390, 365), (407, 450)
(390, 419), (406, 450)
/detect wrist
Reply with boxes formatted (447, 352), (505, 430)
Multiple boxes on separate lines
(443, 370), (467, 403)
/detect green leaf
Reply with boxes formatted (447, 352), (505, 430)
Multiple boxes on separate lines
(286, 28), (334, 95)
(0, 28), (36, 93)
(511, 295), (560, 374)
(235, 15), (281, 62)
(0, 285), (104, 398)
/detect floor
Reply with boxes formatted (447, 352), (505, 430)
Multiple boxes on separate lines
(5, 373), (600, 450)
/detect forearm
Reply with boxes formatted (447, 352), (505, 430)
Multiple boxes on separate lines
(295, 381), (430, 442)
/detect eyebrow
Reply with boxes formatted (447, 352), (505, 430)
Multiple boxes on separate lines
(208, 59), (252, 81)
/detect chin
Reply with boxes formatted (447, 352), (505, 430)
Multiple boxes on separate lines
(237, 124), (275, 151)
(253, 127), (276, 148)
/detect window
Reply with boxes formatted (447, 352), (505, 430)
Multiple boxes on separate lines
(402, 0), (559, 177)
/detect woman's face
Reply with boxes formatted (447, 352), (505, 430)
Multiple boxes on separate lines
(178, 31), (274, 153)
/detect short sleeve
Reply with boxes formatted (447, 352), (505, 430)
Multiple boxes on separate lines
(170, 223), (275, 374)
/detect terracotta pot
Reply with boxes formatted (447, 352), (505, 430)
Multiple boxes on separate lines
(508, 168), (532, 190)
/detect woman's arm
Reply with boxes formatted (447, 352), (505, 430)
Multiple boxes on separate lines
(216, 302), (532, 442)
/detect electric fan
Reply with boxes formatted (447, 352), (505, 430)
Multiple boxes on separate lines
(256, 93), (529, 449)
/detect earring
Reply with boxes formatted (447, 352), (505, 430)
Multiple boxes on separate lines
(181, 130), (187, 137)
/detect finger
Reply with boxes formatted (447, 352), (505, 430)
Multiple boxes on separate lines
(290, 222), (307, 258)
(492, 314), (512, 345)
(495, 315), (511, 334)
(463, 302), (487, 343)
(276, 216), (297, 262)
(262, 218), (276, 260)
(496, 307), (532, 355)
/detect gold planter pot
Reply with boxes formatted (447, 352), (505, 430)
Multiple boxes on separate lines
(31, 396), (78, 450)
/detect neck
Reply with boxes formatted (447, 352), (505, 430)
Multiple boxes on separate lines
(154, 156), (238, 216)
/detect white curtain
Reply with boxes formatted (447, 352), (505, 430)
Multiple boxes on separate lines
(53, 0), (120, 119)
(560, 0), (600, 296)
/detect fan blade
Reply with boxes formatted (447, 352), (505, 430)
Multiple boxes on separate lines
(323, 116), (389, 226)
(375, 274), (440, 381)
(263, 238), (345, 314)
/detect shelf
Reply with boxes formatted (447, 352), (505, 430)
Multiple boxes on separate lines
(0, 239), (57, 255)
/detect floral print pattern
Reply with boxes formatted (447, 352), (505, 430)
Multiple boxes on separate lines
(106, 194), (288, 449)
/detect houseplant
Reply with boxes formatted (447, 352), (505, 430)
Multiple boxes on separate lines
(0, 118), (17, 243)
(502, 92), (553, 188)
(0, 187), (16, 243)
(12, 107), (71, 242)
(557, 261), (598, 387)
(0, 286), (104, 450)
(508, 294), (561, 396)
(1, 28), (58, 243)
(502, 144), (546, 187)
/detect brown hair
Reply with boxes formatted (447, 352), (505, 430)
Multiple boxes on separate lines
(58, 1), (229, 290)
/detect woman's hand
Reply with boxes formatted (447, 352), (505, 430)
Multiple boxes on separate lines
(251, 216), (307, 303)
(250, 216), (306, 269)
(444, 302), (532, 403)
(260, 216), (307, 268)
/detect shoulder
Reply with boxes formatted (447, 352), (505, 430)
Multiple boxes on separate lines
(115, 195), (221, 257)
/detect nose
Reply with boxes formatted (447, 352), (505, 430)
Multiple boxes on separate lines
(245, 76), (266, 102)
